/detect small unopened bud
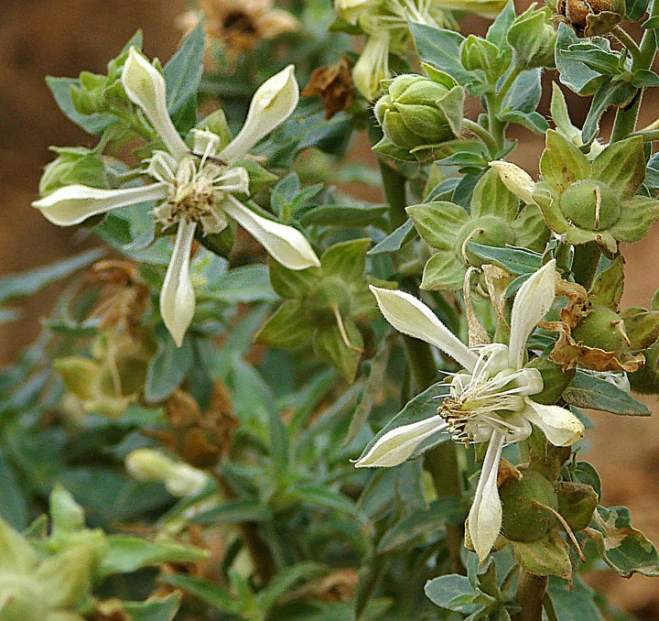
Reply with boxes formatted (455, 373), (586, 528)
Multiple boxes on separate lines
(374, 75), (457, 151)
(460, 35), (500, 82)
(489, 161), (537, 204)
(559, 180), (621, 231)
(572, 305), (630, 354)
(125, 449), (208, 497)
(508, 6), (556, 69)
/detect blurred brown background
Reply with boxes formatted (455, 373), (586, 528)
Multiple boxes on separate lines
(1, 1), (658, 617)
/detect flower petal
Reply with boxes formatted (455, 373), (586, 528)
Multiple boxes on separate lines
(353, 34), (390, 101)
(355, 416), (449, 468)
(508, 259), (557, 370)
(160, 219), (197, 347)
(32, 183), (168, 226)
(219, 65), (299, 163)
(489, 161), (536, 205)
(223, 196), (320, 269)
(523, 399), (585, 447)
(369, 286), (477, 372)
(468, 429), (505, 563)
(122, 47), (188, 160)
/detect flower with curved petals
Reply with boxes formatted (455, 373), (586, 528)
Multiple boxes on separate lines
(33, 48), (319, 346)
(356, 260), (585, 562)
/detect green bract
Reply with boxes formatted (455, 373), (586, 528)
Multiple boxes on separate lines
(255, 238), (379, 382)
(533, 131), (659, 253)
(408, 168), (548, 291)
(507, 5), (556, 69)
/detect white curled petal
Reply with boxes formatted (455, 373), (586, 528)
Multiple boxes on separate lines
(223, 196), (320, 269)
(147, 151), (178, 184)
(192, 129), (222, 158)
(370, 286), (477, 372)
(508, 260), (557, 370)
(468, 430), (505, 563)
(122, 47), (188, 160)
(523, 398), (585, 447)
(355, 416), (449, 468)
(489, 161), (536, 205)
(32, 183), (168, 226)
(161, 220), (197, 347)
(219, 65), (299, 163)
(353, 34), (390, 101)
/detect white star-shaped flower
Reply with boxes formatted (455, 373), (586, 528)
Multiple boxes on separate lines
(356, 260), (584, 561)
(34, 48), (319, 346)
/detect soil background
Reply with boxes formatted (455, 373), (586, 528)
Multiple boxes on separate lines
(1, 1), (659, 618)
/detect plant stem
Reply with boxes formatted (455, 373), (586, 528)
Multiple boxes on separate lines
(572, 241), (601, 290)
(611, 25), (642, 64)
(630, 128), (659, 142)
(377, 160), (466, 574)
(513, 570), (548, 621)
(211, 470), (277, 585)
(462, 118), (499, 159)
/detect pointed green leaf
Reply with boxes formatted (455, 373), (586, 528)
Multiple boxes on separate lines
(590, 256), (625, 310)
(144, 327), (194, 403)
(471, 168), (519, 219)
(421, 250), (466, 291)
(591, 136), (645, 197)
(562, 371), (650, 416)
(582, 79), (638, 145)
(540, 130), (590, 193)
(122, 593), (182, 621)
(425, 574), (479, 613)
(368, 220), (417, 255)
(313, 321), (363, 382)
(511, 530), (572, 579)
(612, 195), (659, 242)
(320, 238), (370, 281)
(159, 574), (238, 612)
(407, 201), (469, 250)
(466, 243), (543, 274)
(268, 259), (320, 299)
(254, 300), (314, 349)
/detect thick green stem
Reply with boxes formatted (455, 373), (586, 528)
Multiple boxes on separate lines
(378, 159), (408, 232)
(612, 25), (642, 64)
(610, 3), (658, 142)
(485, 65), (522, 149)
(513, 570), (548, 621)
(572, 241), (601, 290)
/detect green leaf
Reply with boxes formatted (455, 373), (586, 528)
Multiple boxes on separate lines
(546, 575), (605, 621)
(101, 535), (207, 576)
(291, 485), (355, 515)
(560, 44), (623, 76)
(368, 220), (417, 255)
(206, 265), (278, 303)
(122, 593), (182, 621)
(486, 0), (516, 54)
(555, 24), (608, 96)
(582, 79), (638, 145)
(540, 130), (591, 193)
(626, 0), (651, 21)
(466, 243), (543, 274)
(255, 300), (314, 348)
(410, 23), (477, 89)
(591, 505), (659, 577)
(144, 327), (194, 403)
(0, 451), (27, 530)
(193, 498), (273, 524)
(471, 167), (519, 220)
(589, 256), (625, 310)
(502, 68), (542, 113)
(407, 201), (469, 250)
(378, 498), (462, 553)
(258, 562), (328, 611)
(591, 136), (645, 197)
(298, 202), (388, 227)
(425, 574), (479, 613)
(46, 76), (116, 134)
(611, 195), (659, 243)
(511, 530), (572, 579)
(562, 371), (650, 416)
(631, 69), (659, 87)
(159, 574), (238, 612)
(320, 238), (370, 281)
(497, 110), (549, 134)
(421, 251), (466, 291)
(163, 19), (205, 131)
(0, 248), (104, 304)
(313, 321), (363, 383)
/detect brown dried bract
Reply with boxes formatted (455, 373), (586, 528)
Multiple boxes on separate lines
(542, 320), (645, 372)
(150, 383), (238, 468)
(556, 279), (589, 329)
(302, 58), (356, 120)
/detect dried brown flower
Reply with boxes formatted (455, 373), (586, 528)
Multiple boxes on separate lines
(302, 58), (356, 120)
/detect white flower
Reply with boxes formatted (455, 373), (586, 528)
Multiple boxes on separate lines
(356, 260), (584, 561)
(33, 49), (319, 346)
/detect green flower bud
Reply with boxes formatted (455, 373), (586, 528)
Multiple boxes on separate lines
(303, 277), (352, 327)
(454, 217), (516, 266)
(526, 358), (575, 405)
(460, 35), (501, 82)
(39, 148), (107, 196)
(374, 75), (456, 151)
(560, 180), (621, 231)
(500, 469), (559, 542)
(556, 481), (598, 532)
(508, 6), (556, 69)
(572, 305), (629, 354)
(70, 71), (108, 116)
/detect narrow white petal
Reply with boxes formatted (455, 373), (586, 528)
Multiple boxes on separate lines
(468, 430), (505, 563)
(370, 286), (477, 372)
(355, 416), (449, 468)
(33, 183), (168, 226)
(489, 161), (536, 205)
(219, 65), (299, 163)
(508, 260), (557, 370)
(192, 129), (222, 157)
(523, 399), (585, 447)
(122, 47), (188, 160)
(147, 151), (178, 184)
(160, 220), (197, 347)
(223, 196), (320, 269)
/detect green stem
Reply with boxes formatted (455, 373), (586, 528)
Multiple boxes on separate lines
(630, 128), (659, 142)
(485, 65), (522, 149)
(572, 241), (601, 290)
(610, 2), (659, 142)
(378, 159), (408, 232)
(512, 570), (548, 621)
(462, 118), (499, 158)
(611, 25), (642, 64)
